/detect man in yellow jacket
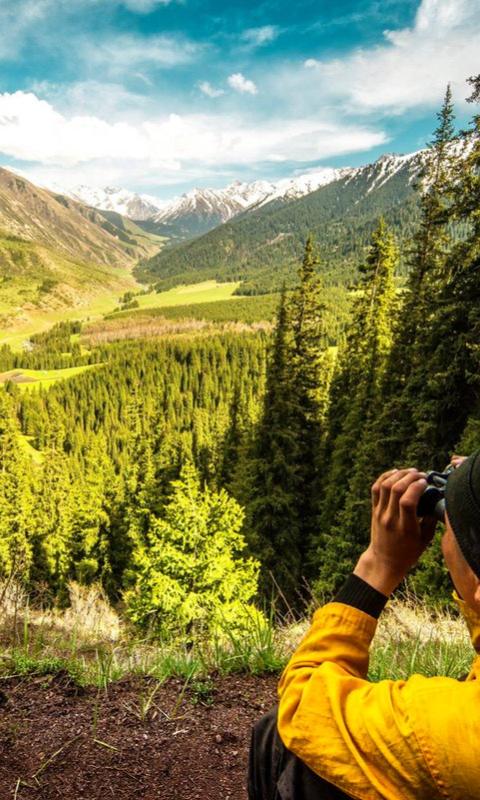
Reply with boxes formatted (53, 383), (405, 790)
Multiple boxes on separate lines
(248, 453), (480, 800)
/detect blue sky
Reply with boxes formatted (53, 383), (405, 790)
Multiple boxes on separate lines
(0, 0), (478, 199)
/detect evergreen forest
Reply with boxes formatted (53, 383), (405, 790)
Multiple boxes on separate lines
(1, 78), (480, 637)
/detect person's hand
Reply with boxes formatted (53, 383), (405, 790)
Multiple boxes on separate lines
(354, 468), (438, 596)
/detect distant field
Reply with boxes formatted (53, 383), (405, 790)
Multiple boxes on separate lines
(107, 283), (351, 341)
(109, 293), (279, 324)
(0, 281), (240, 351)
(133, 280), (241, 310)
(0, 364), (100, 392)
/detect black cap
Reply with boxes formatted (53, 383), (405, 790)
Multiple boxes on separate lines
(445, 451), (480, 579)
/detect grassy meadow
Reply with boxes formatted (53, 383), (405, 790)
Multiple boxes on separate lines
(0, 279), (136, 351)
(0, 365), (101, 392)
(134, 280), (241, 309)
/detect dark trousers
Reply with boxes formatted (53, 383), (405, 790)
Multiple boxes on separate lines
(248, 707), (353, 800)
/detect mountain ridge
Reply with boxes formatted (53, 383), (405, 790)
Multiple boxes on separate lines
(136, 149), (427, 294)
(62, 185), (163, 222)
(56, 166), (363, 241)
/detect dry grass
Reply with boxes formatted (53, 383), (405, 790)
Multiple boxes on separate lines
(82, 316), (271, 345)
(0, 582), (475, 685)
(273, 594), (474, 681)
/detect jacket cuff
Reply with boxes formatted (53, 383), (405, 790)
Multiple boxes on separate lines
(333, 574), (388, 619)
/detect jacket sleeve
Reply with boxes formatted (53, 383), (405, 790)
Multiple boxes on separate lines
(277, 601), (442, 800)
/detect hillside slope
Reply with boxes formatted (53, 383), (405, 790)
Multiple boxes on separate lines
(139, 152), (423, 293)
(0, 169), (164, 324)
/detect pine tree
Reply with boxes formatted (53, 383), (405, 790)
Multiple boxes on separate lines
(239, 240), (332, 607)
(32, 419), (75, 596)
(0, 392), (33, 580)
(371, 86), (457, 470)
(290, 236), (330, 427)
(288, 238), (332, 586)
(313, 219), (398, 592)
(239, 286), (303, 604)
(402, 73), (480, 467)
(69, 432), (118, 586)
(220, 382), (246, 491)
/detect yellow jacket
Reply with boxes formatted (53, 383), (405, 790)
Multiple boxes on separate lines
(278, 596), (480, 800)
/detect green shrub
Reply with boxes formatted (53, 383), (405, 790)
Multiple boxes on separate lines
(124, 463), (262, 638)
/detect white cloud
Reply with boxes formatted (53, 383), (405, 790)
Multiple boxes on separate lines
(241, 26), (279, 47)
(119, 0), (176, 11)
(198, 81), (225, 98)
(301, 0), (479, 112)
(30, 80), (147, 119)
(228, 73), (258, 95)
(0, 90), (386, 185)
(83, 33), (201, 73)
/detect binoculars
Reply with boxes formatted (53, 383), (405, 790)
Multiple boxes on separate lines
(416, 466), (455, 521)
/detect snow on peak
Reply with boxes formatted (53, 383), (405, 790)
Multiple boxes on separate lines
(48, 147), (428, 230)
(57, 185), (164, 221)
(150, 169), (359, 226)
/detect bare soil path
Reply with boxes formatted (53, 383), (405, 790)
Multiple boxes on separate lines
(0, 673), (278, 799)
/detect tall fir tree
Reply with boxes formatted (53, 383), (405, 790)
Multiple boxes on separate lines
(288, 238), (333, 585)
(239, 285), (303, 604)
(313, 219), (398, 592)
(371, 86), (457, 470)
(239, 240), (332, 607)
(402, 73), (480, 467)
(32, 419), (75, 597)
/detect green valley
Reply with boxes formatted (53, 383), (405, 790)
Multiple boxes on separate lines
(1, 83), (479, 626)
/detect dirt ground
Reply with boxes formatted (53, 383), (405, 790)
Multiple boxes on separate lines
(0, 672), (278, 800)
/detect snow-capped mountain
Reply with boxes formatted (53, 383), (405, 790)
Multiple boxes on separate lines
(142, 147), (437, 288)
(53, 149), (430, 241)
(150, 169), (358, 225)
(145, 169), (364, 238)
(150, 185), (256, 226)
(55, 170), (362, 234)
(61, 186), (164, 221)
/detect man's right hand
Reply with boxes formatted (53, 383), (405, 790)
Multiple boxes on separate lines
(353, 468), (437, 596)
